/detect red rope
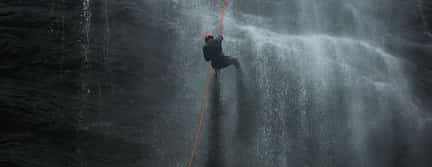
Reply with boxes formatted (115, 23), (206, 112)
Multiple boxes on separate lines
(186, 65), (212, 167)
(186, 1), (228, 167)
(219, 0), (228, 34)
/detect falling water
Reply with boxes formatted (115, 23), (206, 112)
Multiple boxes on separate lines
(232, 25), (419, 166)
(167, 0), (428, 167)
(78, 1), (92, 166)
(60, 0), (65, 78)
(81, 0), (91, 64)
(103, 0), (110, 63)
(78, 0), (92, 129)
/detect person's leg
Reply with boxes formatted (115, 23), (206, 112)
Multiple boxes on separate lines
(216, 56), (240, 69)
(231, 57), (240, 69)
(226, 56), (240, 69)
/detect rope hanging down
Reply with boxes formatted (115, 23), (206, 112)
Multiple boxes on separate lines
(186, 1), (229, 167)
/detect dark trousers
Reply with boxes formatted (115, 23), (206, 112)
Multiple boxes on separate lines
(211, 55), (238, 70)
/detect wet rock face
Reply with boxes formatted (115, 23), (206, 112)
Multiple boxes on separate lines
(1, 1), (83, 166)
(0, 1), (174, 166)
(1, 0), (432, 167)
(1, 0), (83, 127)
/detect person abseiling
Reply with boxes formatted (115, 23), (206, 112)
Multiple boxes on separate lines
(202, 32), (240, 72)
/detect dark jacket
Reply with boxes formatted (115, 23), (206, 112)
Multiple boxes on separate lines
(202, 35), (223, 61)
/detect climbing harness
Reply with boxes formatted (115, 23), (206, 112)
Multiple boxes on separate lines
(186, 0), (229, 167)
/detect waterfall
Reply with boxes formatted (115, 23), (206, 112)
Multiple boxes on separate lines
(76, 1), (92, 167)
(78, 0), (92, 129)
(103, 0), (110, 63)
(81, 0), (91, 64)
(231, 25), (419, 166)
(167, 0), (428, 166)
